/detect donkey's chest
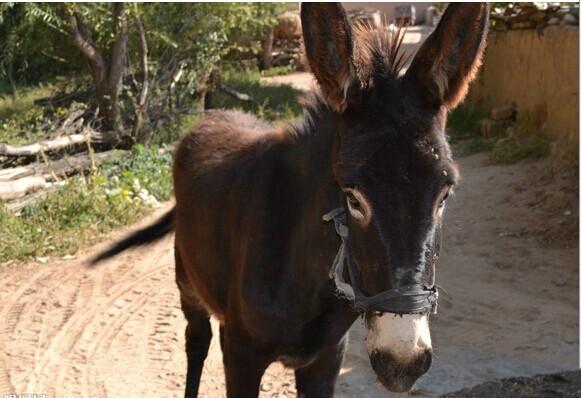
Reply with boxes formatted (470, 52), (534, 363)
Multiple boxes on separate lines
(239, 292), (356, 367)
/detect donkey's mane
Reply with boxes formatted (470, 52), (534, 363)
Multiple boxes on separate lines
(290, 22), (409, 141)
(351, 21), (410, 84)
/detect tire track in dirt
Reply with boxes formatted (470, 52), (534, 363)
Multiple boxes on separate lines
(0, 264), (82, 395)
(0, 215), (176, 398)
(0, 155), (577, 397)
(37, 247), (171, 397)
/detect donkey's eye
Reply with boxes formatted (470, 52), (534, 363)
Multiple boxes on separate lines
(343, 188), (370, 224)
(346, 192), (361, 211)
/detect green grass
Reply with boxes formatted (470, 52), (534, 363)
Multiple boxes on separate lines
(0, 83), (60, 145)
(491, 133), (552, 164)
(446, 105), (495, 155)
(0, 145), (173, 263)
(213, 67), (303, 122)
(0, 67), (308, 264)
(153, 114), (202, 146)
(447, 105), (552, 162)
(260, 65), (295, 77)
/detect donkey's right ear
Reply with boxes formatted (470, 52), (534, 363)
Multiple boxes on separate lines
(301, 3), (357, 113)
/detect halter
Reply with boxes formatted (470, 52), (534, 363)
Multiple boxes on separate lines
(323, 207), (438, 315)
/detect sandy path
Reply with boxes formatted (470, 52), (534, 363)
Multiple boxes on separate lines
(1, 27), (578, 398)
(0, 151), (577, 398)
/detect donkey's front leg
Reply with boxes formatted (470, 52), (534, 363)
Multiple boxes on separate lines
(222, 327), (270, 398)
(295, 336), (348, 398)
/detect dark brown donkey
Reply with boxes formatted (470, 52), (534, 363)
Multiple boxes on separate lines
(93, 3), (489, 397)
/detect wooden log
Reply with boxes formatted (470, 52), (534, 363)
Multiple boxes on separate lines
(4, 183), (63, 213)
(0, 149), (126, 211)
(0, 150), (124, 183)
(0, 176), (47, 201)
(0, 126), (120, 157)
(0, 132), (92, 157)
(0, 167), (35, 182)
(219, 84), (254, 103)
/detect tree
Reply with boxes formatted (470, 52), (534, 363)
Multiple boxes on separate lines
(0, 3), (285, 146)
(63, 3), (127, 139)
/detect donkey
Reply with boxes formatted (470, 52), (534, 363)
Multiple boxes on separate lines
(93, 3), (489, 397)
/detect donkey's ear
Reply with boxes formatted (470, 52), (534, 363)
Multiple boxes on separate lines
(404, 3), (489, 110)
(301, 3), (357, 113)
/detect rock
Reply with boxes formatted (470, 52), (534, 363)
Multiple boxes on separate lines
(547, 17), (560, 25)
(439, 370), (581, 398)
(493, 19), (508, 31)
(490, 106), (516, 121)
(480, 118), (511, 139)
(425, 6), (441, 27)
(563, 14), (578, 25)
(274, 12), (302, 41)
(347, 8), (383, 27)
(556, 6), (573, 16)
(479, 119), (494, 138)
(511, 21), (535, 29)
(529, 11), (547, 23)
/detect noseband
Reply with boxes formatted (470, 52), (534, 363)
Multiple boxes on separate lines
(323, 207), (438, 315)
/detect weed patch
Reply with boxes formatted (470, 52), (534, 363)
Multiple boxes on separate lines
(213, 68), (302, 122)
(446, 106), (495, 155)
(0, 145), (173, 263)
(260, 66), (295, 77)
(491, 135), (551, 164)
(0, 83), (61, 145)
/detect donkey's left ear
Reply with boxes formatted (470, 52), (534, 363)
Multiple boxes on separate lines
(301, 3), (358, 113)
(404, 3), (489, 110)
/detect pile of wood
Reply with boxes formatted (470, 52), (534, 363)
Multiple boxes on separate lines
(0, 150), (122, 211)
(269, 11), (305, 70)
(347, 8), (384, 27)
(267, 8), (391, 71)
(491, 3), (579, 32)
(0, 109), (122, 212)
(479, 105), (517, 139)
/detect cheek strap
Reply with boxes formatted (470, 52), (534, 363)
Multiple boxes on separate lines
(323, 207), (439, 315)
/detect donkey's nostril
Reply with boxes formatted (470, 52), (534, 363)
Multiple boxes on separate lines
(369, 349), (433, 393)
(417, 348), (433, 373)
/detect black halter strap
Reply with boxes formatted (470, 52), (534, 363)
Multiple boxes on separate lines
(323, 207), (438, 315)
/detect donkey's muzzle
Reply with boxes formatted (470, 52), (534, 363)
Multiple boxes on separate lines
(370, 348), (432, 393)
(324, 207), (439, 315)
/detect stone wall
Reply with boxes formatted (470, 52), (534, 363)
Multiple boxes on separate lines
(343, 3), (431, 25)
(466, 26), (579, 151)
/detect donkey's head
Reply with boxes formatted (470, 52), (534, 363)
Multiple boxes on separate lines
(302, 3), (488, 392)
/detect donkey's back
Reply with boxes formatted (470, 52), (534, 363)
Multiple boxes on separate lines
(173, 109), (291, 318)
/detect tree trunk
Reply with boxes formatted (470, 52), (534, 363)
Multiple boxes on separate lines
(131, 12), (150, 142)
(95, 85), (122, 134)
(63, 3), (127, 143)
(260, 27), (274, 70)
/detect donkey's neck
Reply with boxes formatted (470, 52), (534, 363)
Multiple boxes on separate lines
(285, 105), (342, 214)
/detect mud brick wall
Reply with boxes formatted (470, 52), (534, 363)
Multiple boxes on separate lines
(466, 26), (579, 152)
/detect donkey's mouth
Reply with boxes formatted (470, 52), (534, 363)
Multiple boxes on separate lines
(365, 312), (433, 392)
(370, 349), (433, 393)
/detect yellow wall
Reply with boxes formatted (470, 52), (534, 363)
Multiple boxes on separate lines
(467, 27), (579, 150)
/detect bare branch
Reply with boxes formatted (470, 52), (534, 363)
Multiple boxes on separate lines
(219, 84), (254, 103)
(131, 10), (150, 140)
(62, 5), (106, 83)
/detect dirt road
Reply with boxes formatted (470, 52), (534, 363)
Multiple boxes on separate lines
(0, 149), (577, 398)
(1, 27), (578, 398)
